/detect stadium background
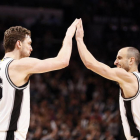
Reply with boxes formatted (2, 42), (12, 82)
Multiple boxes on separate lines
(1, 0), (140, 140)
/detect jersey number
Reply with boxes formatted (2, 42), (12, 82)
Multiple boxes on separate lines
(0, 78), (2, 99)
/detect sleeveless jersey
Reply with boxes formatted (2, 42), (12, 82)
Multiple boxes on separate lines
(119, 72), (140, 140)
(0, 58), (30, 140)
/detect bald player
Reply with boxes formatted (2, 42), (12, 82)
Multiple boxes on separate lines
(76, 19), (140, 140)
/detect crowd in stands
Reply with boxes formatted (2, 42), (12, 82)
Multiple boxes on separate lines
(1, 0), (140, 139)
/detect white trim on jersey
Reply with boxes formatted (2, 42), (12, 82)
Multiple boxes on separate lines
(5, 59), (29, 90)
(119, 72), (140, 140)
(0, 57), (30, 140)
(120, 72), (140, 101)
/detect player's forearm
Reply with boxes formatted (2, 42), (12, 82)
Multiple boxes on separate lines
(57, 36), (72, 66)
(76, 39), (117, 81)
(77, 39), (98, 68)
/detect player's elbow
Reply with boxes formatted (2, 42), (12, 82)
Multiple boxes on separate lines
(61, 60), (69, 68)
(84, 60), (93, 69)
(63, 61), (69, 67)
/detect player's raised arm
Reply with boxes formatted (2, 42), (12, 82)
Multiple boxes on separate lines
(75, 19), (137, 84)
(12, 19), (80, 75)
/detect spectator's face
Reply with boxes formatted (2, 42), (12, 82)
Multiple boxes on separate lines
(114, 48), (130, 71)
(20, 35), (33, 58)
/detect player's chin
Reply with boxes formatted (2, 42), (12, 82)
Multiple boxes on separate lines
(25, 53), (30, 57)
(28, 52), (31, 57)
(117, 65), (121, 68)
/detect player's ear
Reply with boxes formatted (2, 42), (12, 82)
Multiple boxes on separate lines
(129, 57), (135, 65)
(16, 40), (22, 49)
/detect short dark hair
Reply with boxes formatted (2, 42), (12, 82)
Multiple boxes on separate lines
(3, 26), (31, 53)
(127, 47), (140, 66)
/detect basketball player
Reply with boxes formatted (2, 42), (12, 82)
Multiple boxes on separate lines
(76, 19), (140, 140)
(0, 19), (80, 140)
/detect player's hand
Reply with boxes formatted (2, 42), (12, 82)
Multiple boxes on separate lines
(66, 19), (80, 38)
(76, 19), (84, 41)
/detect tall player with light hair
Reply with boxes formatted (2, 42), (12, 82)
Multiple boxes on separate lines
(0, 19), (80, 140)
(76, 19), (140, 140)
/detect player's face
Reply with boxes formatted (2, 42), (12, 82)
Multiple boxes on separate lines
(114, 48), (130, 71)
(20, 35), (33, 58)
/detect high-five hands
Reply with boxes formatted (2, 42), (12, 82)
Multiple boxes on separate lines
(65, 18), (84, 40)
(66, 19), (80, 38)
(76, 18), (84, 41)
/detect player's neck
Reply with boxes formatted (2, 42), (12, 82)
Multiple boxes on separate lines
(129, 66), (138, 73)
(4, 50), (21, 60)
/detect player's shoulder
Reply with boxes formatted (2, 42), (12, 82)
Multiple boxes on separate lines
(112, 67), (129, 75)
(132, 71), (140, 79)
(10, 57), (40, 70)
(9, 57), (31, 68)
(11, 57), (35, 64)
(112, 67), (135, 83)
